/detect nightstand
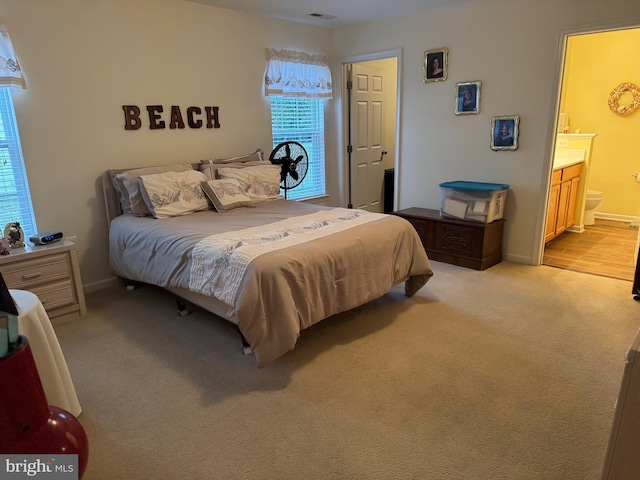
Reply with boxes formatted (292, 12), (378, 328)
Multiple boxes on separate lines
(0, 239), (86, 320)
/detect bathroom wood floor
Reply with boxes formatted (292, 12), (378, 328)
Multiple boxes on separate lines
(543, 219), (638, 282)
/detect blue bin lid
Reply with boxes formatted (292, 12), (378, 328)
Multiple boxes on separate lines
(439, 181), (510, 191)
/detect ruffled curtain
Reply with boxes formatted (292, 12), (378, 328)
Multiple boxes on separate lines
(0, 17), (25, 89)
(264, 48), (332, 99)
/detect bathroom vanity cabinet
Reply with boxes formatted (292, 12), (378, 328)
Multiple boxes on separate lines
(551, 133), (597, 236)
(545, 163), (582, 243)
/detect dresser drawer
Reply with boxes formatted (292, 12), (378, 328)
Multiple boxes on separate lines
(29, 280), (76, 311)
(0, 252), (71, 289)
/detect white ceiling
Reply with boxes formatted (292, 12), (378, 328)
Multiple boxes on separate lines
(183, 0), (476, 28)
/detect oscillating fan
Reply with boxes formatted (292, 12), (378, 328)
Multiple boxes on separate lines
(268, 141), (309, 199)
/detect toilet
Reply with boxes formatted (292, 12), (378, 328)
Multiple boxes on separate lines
(584, 189), (603, 225)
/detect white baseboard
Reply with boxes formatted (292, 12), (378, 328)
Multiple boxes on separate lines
(502, 252), (533, 265)
(83, 276), (118, 293)
(594, 212), (640, 224)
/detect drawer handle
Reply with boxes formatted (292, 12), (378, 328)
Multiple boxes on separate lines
(22, 272), (43, 280)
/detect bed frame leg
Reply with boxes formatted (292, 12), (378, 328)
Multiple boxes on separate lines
(126, 279), (136, 291)
(237, 327), (253, 355)
(175, 300), (190, 317)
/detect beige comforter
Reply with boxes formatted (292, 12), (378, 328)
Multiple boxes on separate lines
(109, 200), (433, 367)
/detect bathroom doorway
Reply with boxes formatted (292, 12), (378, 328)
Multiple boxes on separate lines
(542, 27), (640, 282)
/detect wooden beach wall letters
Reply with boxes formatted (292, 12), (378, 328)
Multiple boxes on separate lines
(122, 105), (221, 130)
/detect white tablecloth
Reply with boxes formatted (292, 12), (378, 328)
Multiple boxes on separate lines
(10, 289), (82, 417)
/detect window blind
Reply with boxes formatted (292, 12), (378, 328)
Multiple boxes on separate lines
(270, 96), (325, 200)
(0, 88), (36, 236)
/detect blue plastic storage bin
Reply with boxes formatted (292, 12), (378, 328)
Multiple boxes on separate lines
(438, 181), (509, 223)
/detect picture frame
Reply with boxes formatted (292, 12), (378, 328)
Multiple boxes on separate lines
(455, 81), (481, 115)
(423, 48), (448, 83)
(491, 115), (520, 151)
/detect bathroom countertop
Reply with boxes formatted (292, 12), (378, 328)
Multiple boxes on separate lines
(553, 159), (584, 170)
(553, 149), (586, 170)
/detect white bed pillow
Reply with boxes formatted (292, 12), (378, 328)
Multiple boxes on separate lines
(138, 169), (210, 219)
(217, 164), (282, 203)
(201, 178), (255, 212)
(199, 160), (265, 181)
(116, 164), (194, 216)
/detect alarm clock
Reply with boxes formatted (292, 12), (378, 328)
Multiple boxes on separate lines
(29, 231), (64, 245)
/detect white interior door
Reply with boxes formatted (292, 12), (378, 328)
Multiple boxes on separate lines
(351, 63), (385, 212)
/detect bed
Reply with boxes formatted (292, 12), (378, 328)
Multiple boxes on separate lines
(101, 156), (433, 367)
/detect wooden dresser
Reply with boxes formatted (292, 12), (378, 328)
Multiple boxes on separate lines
(0, 239), (86, 320)
(393, 207), (506, 271)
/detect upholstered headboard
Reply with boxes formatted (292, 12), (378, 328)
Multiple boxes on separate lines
(101, 149), (265, 228)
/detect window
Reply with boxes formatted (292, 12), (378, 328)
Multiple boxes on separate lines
(263, 48), (332, 201)
(0, 88), (36, 237)
(270, 96), (326, 200)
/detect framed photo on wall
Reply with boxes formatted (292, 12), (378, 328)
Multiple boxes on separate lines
(491, 115), (519, 151)
(423, 48), (448, 83)
(455, 81), (481, 115)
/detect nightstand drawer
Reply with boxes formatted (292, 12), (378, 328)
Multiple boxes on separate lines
(0, 252), (71, 289)
(0, 240), (86, 319)
(29, 280), (76, 311)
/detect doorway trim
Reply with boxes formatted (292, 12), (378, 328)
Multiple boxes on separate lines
(338, 49), (402, 210)
(535, 21), (640, 266)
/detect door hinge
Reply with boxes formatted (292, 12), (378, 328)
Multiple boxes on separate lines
(347, 145), (353, 154)
(346, 81), (352, 90)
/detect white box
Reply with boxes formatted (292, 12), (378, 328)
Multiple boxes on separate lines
(439, 181), (509, 223)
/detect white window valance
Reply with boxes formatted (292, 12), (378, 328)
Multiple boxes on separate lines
(0, 17), (25, 89)
(264, 48), (332, 99)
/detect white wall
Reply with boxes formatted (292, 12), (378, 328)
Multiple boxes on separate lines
(2, 0), (640, 290)
(333, 0), (640, 264)
(0, 0), (334, 289)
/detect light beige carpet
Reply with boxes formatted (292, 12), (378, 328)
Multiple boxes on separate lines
(53, 261), (640, 479)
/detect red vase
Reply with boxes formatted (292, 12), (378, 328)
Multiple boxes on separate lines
(0, 336), (89, 478)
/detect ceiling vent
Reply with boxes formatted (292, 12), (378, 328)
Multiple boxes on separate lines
(309, 13), (337, 20)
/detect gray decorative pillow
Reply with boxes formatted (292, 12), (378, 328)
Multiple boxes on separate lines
(211, 148), (264, 164)
(201, 178), (255, 212)
(108, 170), (133, 214)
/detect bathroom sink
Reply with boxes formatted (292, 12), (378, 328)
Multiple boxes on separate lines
(553, 149), (585, 169)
